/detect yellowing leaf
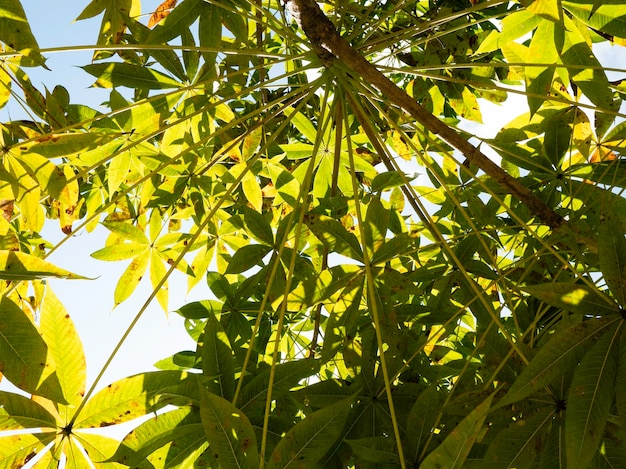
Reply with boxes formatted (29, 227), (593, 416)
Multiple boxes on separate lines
(40, 289), (87, 409)
(114, 250), (150, 306)
(148, 0), (177, 28)
(0, 250), (88, 280)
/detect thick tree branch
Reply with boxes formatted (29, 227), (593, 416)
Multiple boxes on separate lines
(285, 0), (564, 230)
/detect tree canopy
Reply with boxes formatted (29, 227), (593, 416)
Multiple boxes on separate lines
(1, 0), (626, 467)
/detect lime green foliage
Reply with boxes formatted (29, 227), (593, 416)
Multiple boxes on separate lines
(1, 0), (626, 467)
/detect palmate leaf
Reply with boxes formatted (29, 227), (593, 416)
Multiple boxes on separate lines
(498, 317), (619, 408)
(39, 289), (87, 409)
(420, 392), (495, 469)
(0, 297), (66, 403)
(199, 387), (259, 469)
(565, 322), (621, 469)
(266, 397), (352, 469)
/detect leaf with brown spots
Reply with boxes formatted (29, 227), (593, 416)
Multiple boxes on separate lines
(148, 0), (177, 28)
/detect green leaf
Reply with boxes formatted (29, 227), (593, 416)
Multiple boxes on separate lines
(74, 371), (188, 429)
(346, 436), (400, 464)
(40, 289), (87, 408)
(544, 108), (573, 165)
(112, 407), (203, 467)
(526, 20), (558, 115)
(598, 197), (626, 308)
(498, 317), (619, 408)
(0, 391), (57, 430)
(484, 407), (556, 468)
(82, 63), (183, 90)
(198, 1), (222, 75)
(563, 0), (626, 39)
(200, 387), (259, 469)
(242, 207), (274, 246)
(266, 397), (352, 469)
(225, 244), (272, 274)
(560, 16), (613, 111)
(617, 328), (626, 429)
(565, 322), (620, 469)
(0, 0), (45, 64)
(406, 384), (442, 464)
(267, 162), (301, 206)
(307, 215), (363, 262)
(239, 360), (319, 417)
(201, 313), (235, 400)
(0, 250), (88, 280)
(0, 297), (66, 403)
(522, 283), (619, 316)
(146, 0), (203, 46)
(420, 392), (495, 469)
(371, 171), (409, 192)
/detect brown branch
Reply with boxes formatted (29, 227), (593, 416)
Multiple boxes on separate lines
(285, 0), (564, 230)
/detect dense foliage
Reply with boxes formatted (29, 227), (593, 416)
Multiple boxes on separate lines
(1, 0), (626, 467)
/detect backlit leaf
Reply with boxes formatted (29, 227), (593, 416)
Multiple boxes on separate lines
(39, 289), (87, 408)
(74, 371), (188, 429)
(0, 250), (88, 280)
(0, 297), (65, 403)
(83, 63), (182, 90)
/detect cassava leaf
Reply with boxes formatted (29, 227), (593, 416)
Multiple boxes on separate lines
(565, 322), (620, 469)
(39, 289), (87, 408)
(522, 283), (619, 316)
(83, 63), (183, 90)
(0, 250), (88, 280)
(74, 371), (188, 429)
(200, 313), (235, 400)
(598, 196), (626, 308)
(0, 391), (57, 430)
(420, 392), (495, 469)
(200, 387), (259, 469)
(498, 317), (619, 408)
(0, 297), (66, 403)
(266, 397), (352, 469)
